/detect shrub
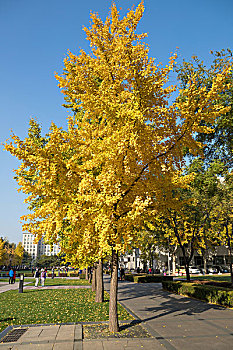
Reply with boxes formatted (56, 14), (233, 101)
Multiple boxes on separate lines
(69, 273), (86, 279)
(125, 274), (173, 283)
(23, 272), (34, 277)
(162, 281), (233, 307)
(58, 273), (67, 277)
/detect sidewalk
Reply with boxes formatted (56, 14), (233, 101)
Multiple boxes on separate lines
(105, 277), (233, 350)
(0, 282), (91, 294)
(0, 282), (31, 294)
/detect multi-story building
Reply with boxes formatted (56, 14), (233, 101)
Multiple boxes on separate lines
(22, 233), (60, 260)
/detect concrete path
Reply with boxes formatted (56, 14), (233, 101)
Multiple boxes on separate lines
(0, 324), (82, 350)
(0, 282), (31, 294)
(0, 282), (91, 294)
(104, 277), (233, 350)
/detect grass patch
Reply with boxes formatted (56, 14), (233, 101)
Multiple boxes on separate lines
(190, 275), (231, 282)
(26, 278), (90, 286)
(0, 289), (133, 333)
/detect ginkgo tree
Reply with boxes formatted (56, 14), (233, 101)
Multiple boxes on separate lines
(5, 2), (232, 332)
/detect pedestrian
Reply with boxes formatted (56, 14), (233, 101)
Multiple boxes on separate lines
(41, 268), (46, 287)
(148, 267), (152, 274)
(120, 267), (125, 281)
(34, 268), (40, 287)
(9, 268), (14, 284)
(13, 269), (16, 283)
(51, 267), (55, 279)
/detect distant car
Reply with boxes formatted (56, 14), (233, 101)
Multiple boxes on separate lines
(189, 266), (201, 274)
(206, 265), (218, 274)
(212, 265), (229, 273)
(220, 266), (229, 273)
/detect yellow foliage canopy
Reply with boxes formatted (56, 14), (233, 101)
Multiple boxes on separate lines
(5, 2), (232, 267)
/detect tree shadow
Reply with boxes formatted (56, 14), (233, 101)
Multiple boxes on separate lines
(0, 317), (14, 322)
(104, 276), (232, 326)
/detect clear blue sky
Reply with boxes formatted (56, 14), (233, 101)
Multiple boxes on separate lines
(0, 0), (232, 244)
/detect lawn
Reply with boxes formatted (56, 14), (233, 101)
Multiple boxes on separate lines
(26, 278), (90, 286)
(0, 289), (133, 333)
(190, 274), (232, 282)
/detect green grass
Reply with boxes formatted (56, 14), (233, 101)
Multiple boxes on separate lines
(190, 275), (232, 282)
(0, 289), (133, 333)
(27, 278), (90, 286)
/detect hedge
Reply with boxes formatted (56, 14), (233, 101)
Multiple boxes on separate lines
(125, 274), (173, 283)
(162, 281), (233, 307)
(69, 273), (86, 279)
(69, 273), (80, 277)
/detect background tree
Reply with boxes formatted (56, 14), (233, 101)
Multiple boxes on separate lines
(210, 173), (233, 285)
(176, 49), (233, 166)
(34, 255), (60, 269)
(21, 250), (32, 267)
(0, 239), (5, 266)
(13, 242), (24, 266)
(154, 159), (225, 280)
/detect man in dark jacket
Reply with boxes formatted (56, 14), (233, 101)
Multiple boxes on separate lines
(9, 268), (14, 284)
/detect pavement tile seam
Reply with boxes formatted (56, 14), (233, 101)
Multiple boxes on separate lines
(193, 317), (233, 337)
(118, 300), (176, 350)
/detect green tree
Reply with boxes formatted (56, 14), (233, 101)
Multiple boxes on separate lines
(34, 255), (60, 269)
(13, 242), (24, 266)
(210, 173), (233, 285)
(176, 49), (233, 165)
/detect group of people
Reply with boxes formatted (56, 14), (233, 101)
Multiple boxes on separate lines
(34, 268), (47, 287)
(8, 268), (16, 284)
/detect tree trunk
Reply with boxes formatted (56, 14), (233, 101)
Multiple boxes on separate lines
(229, 247), (233, 286)
(85, 267), (88, 280)
(88, 267), (92, 283)
(109, 249), (119, 332)
(172, 255), (176, 274)
(92, 264), (96, 292)
(185, 264), (191, 281)
(203, 255), (207, 275)
(95, 259), (104, 302)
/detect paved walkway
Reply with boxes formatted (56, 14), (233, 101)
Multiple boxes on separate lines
(0, 282), (91, 293)
(107, 277), (233, 350)
(1, 277), (233, 349)
(0, 282), (31, 293)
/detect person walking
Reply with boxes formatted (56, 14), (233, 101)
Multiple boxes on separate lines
(9, 268), (14, 284)
(41, 268), (46, 287)
(120, 267), (125, 281)
(51, 267), (55, 279)
(34, 268), (40, 287)
(13, 269), (16, 283)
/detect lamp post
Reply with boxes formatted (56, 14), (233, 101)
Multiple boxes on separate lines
(19, 273), (24, 293)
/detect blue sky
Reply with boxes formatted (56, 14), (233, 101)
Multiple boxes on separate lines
(1, 0), (233, 244)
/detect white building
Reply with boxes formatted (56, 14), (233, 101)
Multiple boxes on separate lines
(119, 248), (144, 271)
(22, 233), (60, 260)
